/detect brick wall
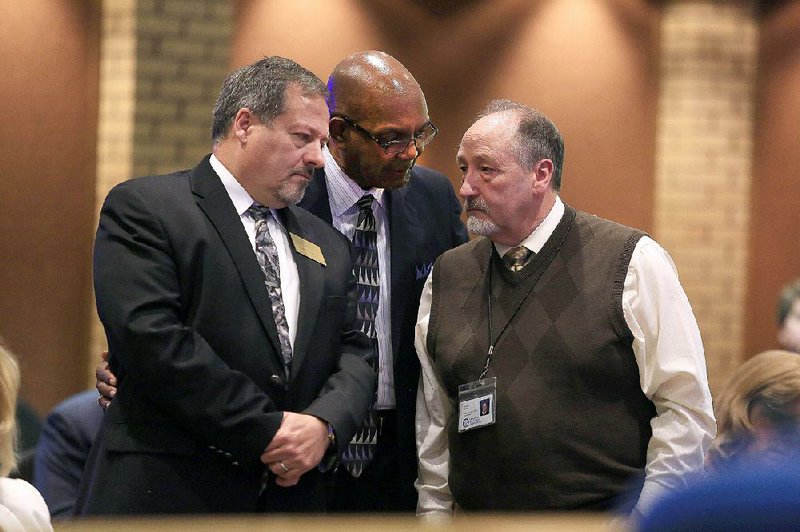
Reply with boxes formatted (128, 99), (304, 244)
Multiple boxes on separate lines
(133, 0), (232, 176)
(654, 1), (757, 395)
(91, 0), (760, 396)
(90, 0), (232, 380)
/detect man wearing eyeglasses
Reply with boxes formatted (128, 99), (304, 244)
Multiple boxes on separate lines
(298, 50), (468, 512)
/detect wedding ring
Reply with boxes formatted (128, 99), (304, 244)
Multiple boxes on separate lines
(279, 461), (289, 473)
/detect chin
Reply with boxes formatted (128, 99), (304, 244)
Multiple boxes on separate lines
(277, 183), (309, 205)
(467, 216), (498, 236)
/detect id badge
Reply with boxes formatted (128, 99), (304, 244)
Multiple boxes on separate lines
(457, 376), (497, 432)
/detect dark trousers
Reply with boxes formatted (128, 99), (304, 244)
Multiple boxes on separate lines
(329, 410), (416, 513)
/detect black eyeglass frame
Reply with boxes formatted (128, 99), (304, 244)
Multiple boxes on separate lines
(331, 114), (439, 156)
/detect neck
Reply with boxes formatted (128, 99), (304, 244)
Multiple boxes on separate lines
(493, 194), (557, 247)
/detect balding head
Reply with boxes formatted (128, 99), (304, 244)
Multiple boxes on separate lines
(327, 50), (426, 119)
(325, 51), (434, 190)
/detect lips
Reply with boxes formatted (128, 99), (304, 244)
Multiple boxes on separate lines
(389, 167), (411, 177)
(291, 169), (312, 180)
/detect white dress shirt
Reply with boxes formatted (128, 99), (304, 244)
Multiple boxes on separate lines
(0, 478), (53, 532)
(323, 147), (395, 409)
(210, 154), (300, 350)
(414, 196), (716, 517)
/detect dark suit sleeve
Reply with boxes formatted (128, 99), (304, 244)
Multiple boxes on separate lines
(94, 183), (282, 468)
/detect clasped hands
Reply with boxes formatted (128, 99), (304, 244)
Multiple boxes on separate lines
(95, 351), (329, 488)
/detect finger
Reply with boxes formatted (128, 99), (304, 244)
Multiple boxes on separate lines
(97, 381), (116, 397)
(275, 476), (300, 487)
(101, 349), (109, 362)
(95, 366), (117, 387)
(267, 462), (285, 476)
(97, 395), (111, 410)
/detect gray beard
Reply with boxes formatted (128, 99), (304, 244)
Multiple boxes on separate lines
(467, 215), (499, 237)
(277, 181), (309, 205)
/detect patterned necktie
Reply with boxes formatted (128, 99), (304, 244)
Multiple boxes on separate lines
(341, 194), (380, 477)
(248, 205), (293, 379)
(503, 246), (533, 272)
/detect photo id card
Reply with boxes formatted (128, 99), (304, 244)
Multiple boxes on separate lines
(457, 376), (497, 432)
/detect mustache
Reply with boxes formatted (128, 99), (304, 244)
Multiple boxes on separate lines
(464, 197), (490, 213)
(291, 166), (314, 179)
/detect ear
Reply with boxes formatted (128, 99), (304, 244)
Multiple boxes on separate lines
(232, 108), (255, 144)
(531, 159), (554, 193)
(329, 116), (347, 143)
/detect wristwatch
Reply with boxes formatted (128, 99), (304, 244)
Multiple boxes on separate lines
(318, 421), (338, 472)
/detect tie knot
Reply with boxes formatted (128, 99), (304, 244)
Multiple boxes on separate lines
(503, 246), (533, 272)
(247, 204), (272, 222)
(356, 194), (374, 212)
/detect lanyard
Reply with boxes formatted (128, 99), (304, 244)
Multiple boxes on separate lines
(479, 209), (574, 379)
(480, 251), (547, 379)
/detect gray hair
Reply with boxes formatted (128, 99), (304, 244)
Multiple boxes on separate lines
(476, 99), (565, 191)
(211, 56), (327, 142)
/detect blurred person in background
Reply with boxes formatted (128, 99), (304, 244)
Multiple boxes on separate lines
(0, 338), (53, 531)
(640, 349), (800, 530)
(777, 279), (800, 354)
(706, 349), (800, 470)
(33, 390), (103, 519)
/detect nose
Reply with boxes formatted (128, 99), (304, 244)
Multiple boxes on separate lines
(397, 139), (420, 160)
(304, 142), (325, 168)
(459, 170), (477, 199)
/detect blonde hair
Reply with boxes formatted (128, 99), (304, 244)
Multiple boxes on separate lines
(0, 339), (20, 476)
(707, 349), (800, 469)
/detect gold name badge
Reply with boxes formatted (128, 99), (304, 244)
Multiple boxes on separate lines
(289, 233), (326, 266)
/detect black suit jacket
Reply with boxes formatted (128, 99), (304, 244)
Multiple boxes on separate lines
(77, 156), (376, 515)
(299, 165), (467, 505)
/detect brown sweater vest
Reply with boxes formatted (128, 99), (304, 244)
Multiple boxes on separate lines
(427, 205), (656, 511)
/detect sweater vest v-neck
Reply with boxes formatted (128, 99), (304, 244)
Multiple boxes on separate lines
(427, 204), (656, 511)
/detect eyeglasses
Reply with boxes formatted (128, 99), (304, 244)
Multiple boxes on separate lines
(332, 114), (439, 156)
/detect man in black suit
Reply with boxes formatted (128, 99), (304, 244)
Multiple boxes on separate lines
(96, 51), (468, 512)
(77, 56), (376, 515)
(302, 51), (468, 512)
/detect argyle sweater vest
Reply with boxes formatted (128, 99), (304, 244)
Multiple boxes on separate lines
(427, 205), (656, 511)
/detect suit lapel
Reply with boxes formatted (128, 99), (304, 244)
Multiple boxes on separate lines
(190, 156), (284, 365)
(298, 168), (333, 223)
(279, 206), (324, 379)
(386, 184), (419, 356)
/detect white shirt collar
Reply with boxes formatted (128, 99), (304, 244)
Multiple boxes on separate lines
(210, 154), (285, 225)
(210, 154), (256, 216)
(323, 146), (385, 216)
(495, 195), (564, 257)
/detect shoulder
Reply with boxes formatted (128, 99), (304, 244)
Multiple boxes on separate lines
(45, 390), (104, 432)
(106, 158), (208, 198)
(0, 478), (52, 532)
(572, 207), (647, 248)
(408, 165), (457, 194)
(437, 236), (487, 266)
(104, 170), (194, 209)
(574, 208), (644, 235)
